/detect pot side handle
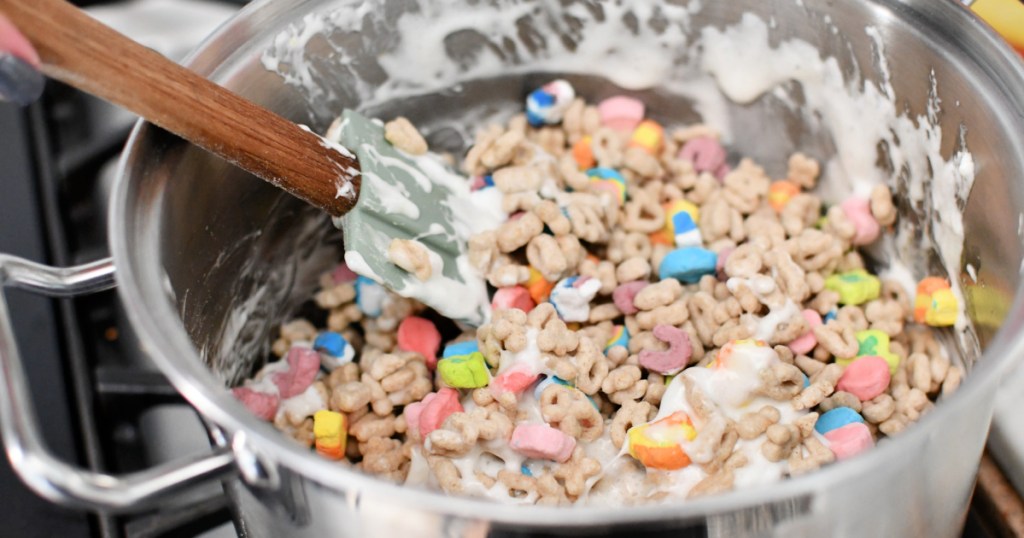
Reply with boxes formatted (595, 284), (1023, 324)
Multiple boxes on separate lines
(0, 254), (237, 513)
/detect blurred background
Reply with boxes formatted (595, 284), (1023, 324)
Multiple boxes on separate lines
(0, 0), (1021, 536)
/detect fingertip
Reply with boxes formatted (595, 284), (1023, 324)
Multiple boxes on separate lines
(0, 11), (40, 68)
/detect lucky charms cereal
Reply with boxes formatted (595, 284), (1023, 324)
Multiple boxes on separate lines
(231, 80), (965, 505)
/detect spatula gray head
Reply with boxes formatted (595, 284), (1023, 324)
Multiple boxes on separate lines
(330, 109), (497, 327)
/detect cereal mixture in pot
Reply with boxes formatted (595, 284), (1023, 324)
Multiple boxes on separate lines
(231, 81), (964, 505)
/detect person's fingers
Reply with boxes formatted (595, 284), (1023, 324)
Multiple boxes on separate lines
(0, 12), (43, 105)
(0, 12), (39, 66)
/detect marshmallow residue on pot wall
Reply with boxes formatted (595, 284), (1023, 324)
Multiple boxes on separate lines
(261, 0), (976, 345)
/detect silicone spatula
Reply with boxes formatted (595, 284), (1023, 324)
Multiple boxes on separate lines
(0, 0), (491, 325)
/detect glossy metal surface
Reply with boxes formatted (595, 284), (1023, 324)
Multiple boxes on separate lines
(110, 0), (1024, 536)
(0, 256), (237, 513)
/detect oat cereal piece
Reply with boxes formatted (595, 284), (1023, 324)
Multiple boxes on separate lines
(870, 184), (897, 226)
(688, 453), (747, 499)
(349, 413), (397, 443)
(688, 414), (737, 471)
(481, 129), (525, 169)
(272, 319), (317, 356)
(643, 373), (668, 406)
(554, 447), (602, 498)
(762, 423), (801, 462)
(788, 435), (835, 476)
(818, 391), (863, 413)
(384, 117), (428, 155)
(330, 380), (372, 413)
(315, 281), (357, 310)
(477, 309), (529, 365)
(540, 385), (604, 441)
(813, 321), (859, 359)
(865, 299), (905, 336)
(836, 306), (869, 332)
(573, 337), (610, 395)
(680, 375), (718, 421)
(787, 152), (820, 189)
(427, 455), (464, 494)
(780, 194), (821, 237)
(757, 362), (805, 401)
(533, 200), (572, 236)
(496, 211), (544, 253)
(793, 363), (844, 410)
(526, 234), (569, 282)
(387, 239), (433, 281)
(737, 406), (782, 440)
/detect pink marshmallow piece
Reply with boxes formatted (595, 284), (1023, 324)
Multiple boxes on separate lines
(837, 355), (892, 401)
(597, 96), (645, 132)
(331, 263), (359, 284)
(232, 387), (280, 421)
(397, 316), (442, 369)
(510, 423), (576, 463)
(612, 280), (649, 315)
(824, 422), (874, 460)
(841, 198), (881, 246)
(713, 162), (731, 181)
(638, 324), (692, 374)
(788, 309), (823, 355)
(407, 388), (463, 441)
(716, 247), (735, 281)
(490, 363), (540, 397)
(679, 137), (727, 176)
(272, 347), (321, 399)
(404, 399), (426, 440)
(491, 286), (536, 313)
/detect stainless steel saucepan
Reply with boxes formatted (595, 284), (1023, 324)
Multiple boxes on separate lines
(2, 0), (1024, 536)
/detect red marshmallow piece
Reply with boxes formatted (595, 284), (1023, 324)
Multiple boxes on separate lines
(491, 286), (536, 313)
(597, 96), (645, 132)
(397, 316), (442, 369)
(272, 347), (321, 398)
(232, 387), (280, 421)
(406, 388), (463, 441)
(331, 263), (359, 284)
(510, 423), (576, 463)
(824, 422), (874, 460)
(490, 363), (540, 397)
(837, 355), (891, 401)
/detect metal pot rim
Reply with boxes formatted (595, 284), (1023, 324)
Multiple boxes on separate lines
(110, 0), (1024, 525)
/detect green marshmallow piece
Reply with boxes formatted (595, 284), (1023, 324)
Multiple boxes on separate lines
(438, 352), (491, 388)
(836, 329), (900, 374)
(824, 269), (881, 306)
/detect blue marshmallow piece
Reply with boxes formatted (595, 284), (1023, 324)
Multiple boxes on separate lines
(354, 276), (386, 317)
(314, 332), (347, 357)
(533, 375), (574, 400)
(814, 407), (865, 435)
(443, 340), (480, 359)
(314, 331), (356, 368)
(659, 247), (718, 284)
(525, 80), (575, 126)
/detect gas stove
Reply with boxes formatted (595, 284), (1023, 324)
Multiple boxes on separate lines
(0, 1), (1022, 537)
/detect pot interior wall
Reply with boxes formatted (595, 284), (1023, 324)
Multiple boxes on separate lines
(133, 0), (1022, 389)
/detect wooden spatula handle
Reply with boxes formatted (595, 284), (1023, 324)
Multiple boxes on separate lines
(0, 0), (360, 217)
